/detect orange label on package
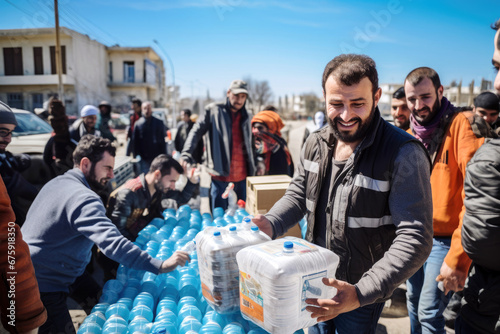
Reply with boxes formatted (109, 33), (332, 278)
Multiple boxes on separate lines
(240, 294), (264, 322)
(201, 282), (215, 303)
(239, 271), (264, 323)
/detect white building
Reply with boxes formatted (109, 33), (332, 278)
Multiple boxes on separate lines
(0, 27), (165, 115)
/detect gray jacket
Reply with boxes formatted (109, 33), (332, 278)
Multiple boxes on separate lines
(181, 100), (255, 177)
(459, 138), (500, 333)
(266, 110), (433, 306)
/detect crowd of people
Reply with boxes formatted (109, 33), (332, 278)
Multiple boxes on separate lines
(0, 18), (499, 334)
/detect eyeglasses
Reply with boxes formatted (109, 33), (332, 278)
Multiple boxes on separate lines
(0, 128), (14, 137)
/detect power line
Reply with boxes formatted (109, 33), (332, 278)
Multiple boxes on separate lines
(3, 0), (37, 18)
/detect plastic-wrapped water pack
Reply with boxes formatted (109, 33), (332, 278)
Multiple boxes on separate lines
(195, 224), (271, 314)
(236, 237), (340, 334)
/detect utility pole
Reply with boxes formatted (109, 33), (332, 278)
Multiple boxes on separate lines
(54, 0), (64, 102)
(153, 40), (176, 126)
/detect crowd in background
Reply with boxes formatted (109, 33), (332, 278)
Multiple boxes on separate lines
(0, 17), (499, 334)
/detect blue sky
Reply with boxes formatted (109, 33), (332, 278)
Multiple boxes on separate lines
(1, 0), (499, 101)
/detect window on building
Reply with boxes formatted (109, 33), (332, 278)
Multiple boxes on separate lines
(33, 47), (43, 75)
(7, 93), (23, 109)
(32, 93), (43, 109)
(123, 61), (135, 83)
(50, 46), (67, 74)
(109, 61), (113, 82)
(3, 47), (23, 76)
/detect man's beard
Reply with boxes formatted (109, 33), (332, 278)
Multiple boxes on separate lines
(154, 179), (165, 194)
(328, 104), (376, 143)
(86, 164), (110, 193)
(412, 94), (441, 126)
(394, 116), (410, 130)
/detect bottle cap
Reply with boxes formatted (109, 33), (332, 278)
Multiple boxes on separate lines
(213, 231), (221, 237)
(284, 241), (293, 249)
(251, 226), (259, 232)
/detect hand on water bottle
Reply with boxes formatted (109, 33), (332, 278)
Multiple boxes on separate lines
(187, 166), (201, 184)
(251, 214), (273, 238)
(159, 251), (190, 273)
(305, 278), (360, 322)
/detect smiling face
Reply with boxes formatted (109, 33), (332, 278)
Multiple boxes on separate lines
(391, 97), (411, 130)
(82, 115), (97, 130)
(83, 151), (115, 192)
(155, 168), (180, 193)
(324, 76), (381, 144)
(405, 77), (443, 125)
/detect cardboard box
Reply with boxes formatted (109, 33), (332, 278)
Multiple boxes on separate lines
(245, 175), (302, 238)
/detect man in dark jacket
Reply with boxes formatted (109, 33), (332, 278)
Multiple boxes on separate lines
(0, 101), (38, 226)
(69, 105), (101, 142)
(107, 154), (198, 241)
(132, 101), (166, 174)
(175, 109), (203, 164)
(455, 18), (500, 334)
(252, 54), (433, 333)
(97, 101), (117, 142)
(181, 80), (255, 211)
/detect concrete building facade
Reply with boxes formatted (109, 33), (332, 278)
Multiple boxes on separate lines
(0, 27), (165, 115)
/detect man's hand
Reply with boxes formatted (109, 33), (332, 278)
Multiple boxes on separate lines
(187, 166), (201, 184)
(305, 278), (360, 322)
(252, 214), (273, 238)
(159, 251), (190, 273)
(179, 157), (190, 170)
(436, 262), (467, 294)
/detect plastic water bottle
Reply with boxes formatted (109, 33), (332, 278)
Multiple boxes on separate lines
(241, 215), (255, 230)
(199, 321), (223, 334)
(180, 240), (197, 253)
(236, 237), (340, 334)
(283, 241), (294, 255)
(222, 183), (238, 216)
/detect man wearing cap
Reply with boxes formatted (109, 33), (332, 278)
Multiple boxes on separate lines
(69, 105), (101, 142)
(0, 101), (38, 226)
(97, 101), (116, 142)
(181, 79), (255, 211)
(473, 91), (500, 133)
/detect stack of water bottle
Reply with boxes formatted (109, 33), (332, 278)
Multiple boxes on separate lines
(237, 238), (340, 334)
(77, 205), (289, 334)
(195, 216), (271, 314)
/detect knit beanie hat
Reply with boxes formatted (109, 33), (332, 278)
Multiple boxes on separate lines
(0, 101), (18, 126)
(251, 110), (285, 136)
(474, 92), (500, 111)
(80, 105), (98, 118)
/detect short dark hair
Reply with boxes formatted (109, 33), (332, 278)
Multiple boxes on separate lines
(392, 86), (405, 99)
(181, 109), (192, 117)
(262, 105), (279, 113)
(73, 135), (116, 166)
(322, 54), (379, 94)
(405, 67), (441, 91)
(492, 18), (500, 30)
(131, 98), (142, 107)
(149, 154), (184, 177)
(493, 18), (500, 50)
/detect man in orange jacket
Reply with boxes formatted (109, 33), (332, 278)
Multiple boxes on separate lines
(404, 67), (484, 334)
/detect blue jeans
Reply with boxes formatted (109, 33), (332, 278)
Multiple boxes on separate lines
(407, 237), (452, 334)
(308, 302), (385, 334)
(210, 179), (246, 212)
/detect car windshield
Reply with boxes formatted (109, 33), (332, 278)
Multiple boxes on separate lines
(13, 113), (53, 136)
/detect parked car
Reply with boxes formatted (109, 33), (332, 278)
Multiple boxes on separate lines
(9, 108), (53, 155)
